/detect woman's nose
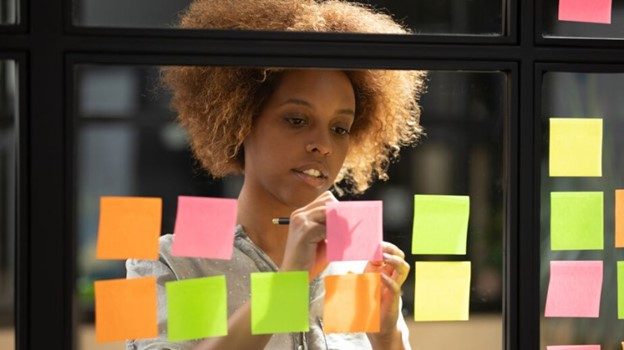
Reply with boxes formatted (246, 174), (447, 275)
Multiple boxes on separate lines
(305, 129), (332, 156)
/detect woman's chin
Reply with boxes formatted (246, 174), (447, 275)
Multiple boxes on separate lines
(284, 189), (328, 209)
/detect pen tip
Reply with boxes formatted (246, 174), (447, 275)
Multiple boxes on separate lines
(271, 218), (279, 224)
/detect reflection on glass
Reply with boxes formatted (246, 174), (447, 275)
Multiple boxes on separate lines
(72, 0), (503, 35)
(0, 60), (17, 350)
(543, 1), (624, 40)
(540, 73), (624, 350)
(0, 0), (18, 25)
(75, 65), (504, 349)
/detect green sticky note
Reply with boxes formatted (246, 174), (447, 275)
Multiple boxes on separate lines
(166, 276), (228, 341)
(251, 271), (309, 334)
(619, 261), (624, 319)
(412, 195), (470, 255)
(414, 261), (471, 321)
(549, 118), (602, 177)
(551, 192), (604, 250)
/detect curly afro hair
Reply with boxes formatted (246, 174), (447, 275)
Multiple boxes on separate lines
(161, 0), (426, 194)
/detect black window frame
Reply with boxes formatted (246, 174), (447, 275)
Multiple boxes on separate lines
(8, 0), (624, 348)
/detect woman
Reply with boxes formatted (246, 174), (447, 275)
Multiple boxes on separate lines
(127, 1), (426, 349)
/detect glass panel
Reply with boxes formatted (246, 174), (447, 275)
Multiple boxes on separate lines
(359, 70), (505, 348)
(540, 72), (624, 349)
(72, 0), (504, 36)
(0, 60), (17, 350)
(0, 0), (18, 25)
(75, 65), (504, 349)
(543, 1), (624, 40)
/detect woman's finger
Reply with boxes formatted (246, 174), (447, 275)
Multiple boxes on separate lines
(290, 205), (328, 226)
(380, 241), (405, 259)
(380, 272), (401, 295)
(382, 253), (410, 284)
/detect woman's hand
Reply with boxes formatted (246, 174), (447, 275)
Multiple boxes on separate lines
(279, 191), (336, 279)
(365, 241), (411, 350)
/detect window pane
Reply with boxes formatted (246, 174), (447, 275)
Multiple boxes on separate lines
(359, 70), (505, 348)
(543, 1), (624, 40)
(74, 65), (504, 349)
(72, 0), (504, 36)
(540, 72), (624, 348)
(0, 0), (18, 25)
(0, 60), (17, 350)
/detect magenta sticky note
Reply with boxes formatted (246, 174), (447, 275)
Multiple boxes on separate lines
(326, 201), (383, 262)
(171, 196), (237, 259)
(547, 346), (601, 350)
(559, 0), (612, 24)
(545, 260), (603, 318)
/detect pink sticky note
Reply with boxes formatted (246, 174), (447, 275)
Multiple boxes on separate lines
(171, 196), (237, 259)
(545, 260), (603, 318)
(559, 0), (612, 24)
(326, 201), (383, 262)
(547, 346), (601, 350)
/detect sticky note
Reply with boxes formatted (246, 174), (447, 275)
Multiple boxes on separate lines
(412, 195), (469, 255)
(550, 192), (603, 250)
(326, 201), (383, 262)
(323, 273), (381, 333)
(171, 196), (237, 259)
(94, 277), (158, 342)
(549, 118), (602, 177)
(544, 260), (603, 317)
(616, 190), (624, 248)
(251, 271), (309, 334)
(166, 276), (228, 341)
(97, 196), (161, 260)
(547, 346), (601, 350)
(414, 261), (471, 321)
(559, 0), (611, 24)
(618, 261), (624, 319)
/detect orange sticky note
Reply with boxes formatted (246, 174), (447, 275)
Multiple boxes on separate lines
(616, 190), (624, 248)
(323, 273), (381, 333)
(94, 277), (158, 343)
(96, 196), (161, 260)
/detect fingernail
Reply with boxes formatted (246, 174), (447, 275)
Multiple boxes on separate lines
(383, 252), (391, 261)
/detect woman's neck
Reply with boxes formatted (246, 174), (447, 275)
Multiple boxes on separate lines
(236, 184), (292, 268)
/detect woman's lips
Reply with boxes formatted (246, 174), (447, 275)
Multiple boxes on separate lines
(292, 169), (328, 188)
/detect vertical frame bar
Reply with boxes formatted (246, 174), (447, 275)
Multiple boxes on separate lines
(27, 0), (70, 348)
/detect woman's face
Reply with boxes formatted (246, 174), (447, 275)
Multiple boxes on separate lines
(243, 69), (356, 209)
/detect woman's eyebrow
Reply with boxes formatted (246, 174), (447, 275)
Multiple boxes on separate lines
(279, 98), (355, 115)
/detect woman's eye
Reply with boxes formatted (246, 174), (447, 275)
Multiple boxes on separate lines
(333, 126), (351, 136)
(286, 117), (306, 126)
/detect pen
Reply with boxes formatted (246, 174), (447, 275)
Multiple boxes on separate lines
(271, 217), (290, 225)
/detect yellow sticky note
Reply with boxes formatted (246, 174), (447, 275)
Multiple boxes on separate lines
(97, 196), (161, 260)
(414, 261), (471, 322)
(549, 118), (602, 177)
(95, 277), (158, 343)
